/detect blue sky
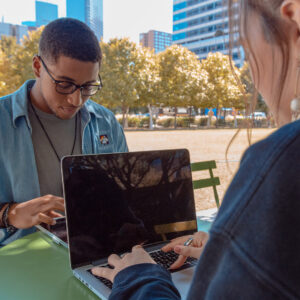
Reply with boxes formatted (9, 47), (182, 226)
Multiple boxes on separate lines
(0, 0), (173, 43)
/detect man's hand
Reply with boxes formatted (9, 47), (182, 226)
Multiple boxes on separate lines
(92, 245), (156, 283)
(161, 231), (209, 270)
(7, 195), (65, 229)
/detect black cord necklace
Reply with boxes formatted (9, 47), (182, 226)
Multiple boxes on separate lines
(28, 93), (78, 162)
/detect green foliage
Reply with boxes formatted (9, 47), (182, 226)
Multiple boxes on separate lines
(156, 117), (175, 128)
(176, 117), (195, 127)
(135, 47), (160, 107)
(200, 52), (244, 111)
(215, 118), (226, 127)
(139, 116), (152, 128)
(195, 116), (212, 127)
(0, 27), (43, 97)
(93, 38), (145, 127)
(158, 45), (208, 109)
(116, 116), (155, 128)
(127, 116), (140, 127)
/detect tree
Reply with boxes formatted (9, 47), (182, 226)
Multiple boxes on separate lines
(158, 45), (208, 126)
(0, 36), (19, 96)
(12, 28), (43, 89)
(0, 35), (19, 57)
(239, 62), (268, 114)
(0, 48), (12, 96)
(200, 52), (244, 116)
(134, 46), (160, 129)
(94, 38), (142, 128)
(0, 27), (43, 96)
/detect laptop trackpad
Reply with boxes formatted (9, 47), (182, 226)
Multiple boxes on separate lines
(172, 266), (195, 300)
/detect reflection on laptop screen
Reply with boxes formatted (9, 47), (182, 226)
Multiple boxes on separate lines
(62, 149), (197, 269)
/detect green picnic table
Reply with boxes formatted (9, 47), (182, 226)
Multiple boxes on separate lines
(0, 232), (100, 300)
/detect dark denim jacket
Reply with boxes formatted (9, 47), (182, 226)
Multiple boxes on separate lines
(110, 119), (300, 300)
(0, 80), (128, 246)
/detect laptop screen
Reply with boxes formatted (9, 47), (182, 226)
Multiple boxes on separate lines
(62, 149), (197, 269)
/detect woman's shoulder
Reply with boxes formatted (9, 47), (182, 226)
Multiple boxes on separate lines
(210, 121), (300, 294)
(242, 120), (300, 164)
(214, 120), (300, 232)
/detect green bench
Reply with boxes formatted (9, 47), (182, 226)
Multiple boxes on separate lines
(191, 160), (221, 208)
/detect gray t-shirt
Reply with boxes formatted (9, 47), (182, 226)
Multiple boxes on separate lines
(28, 102), (82, 197)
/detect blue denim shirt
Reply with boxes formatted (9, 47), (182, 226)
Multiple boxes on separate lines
(0, 80), (128, 246)
(109, 119), (300, 299)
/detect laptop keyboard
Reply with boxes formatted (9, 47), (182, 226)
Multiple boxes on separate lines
(150, 250), (198, 272)
(88, 250), (197, 289)
(88, 265), (113, 289)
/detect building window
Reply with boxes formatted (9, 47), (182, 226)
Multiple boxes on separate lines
(173, 12), (187, 21)
(173, 2), (187, 12)
(173, 32), (187, 41)
(173, 21), (188, 32)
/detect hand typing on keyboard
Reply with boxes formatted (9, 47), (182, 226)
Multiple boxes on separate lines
(91, 245), (156, 283)
(161, 231), (209, 270)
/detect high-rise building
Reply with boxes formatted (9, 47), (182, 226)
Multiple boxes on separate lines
(66, 0), (103, 41)
(172, 0), (244, 66)
(140, 30), (172, 53)
(35, 1), (58, 27)
(0, 22), (31, 43)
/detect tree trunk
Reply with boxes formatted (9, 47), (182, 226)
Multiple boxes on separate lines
(148, 104), (154, 130)
(174, 107), (177, 129)
(125, 106), (129, 128)
(216, 105), (219, 128)
(122, 105), (129, 128)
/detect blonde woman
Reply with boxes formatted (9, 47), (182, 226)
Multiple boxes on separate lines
(93, 1), (300, 298)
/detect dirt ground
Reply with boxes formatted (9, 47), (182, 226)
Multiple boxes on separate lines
(125, 128), (276, 211)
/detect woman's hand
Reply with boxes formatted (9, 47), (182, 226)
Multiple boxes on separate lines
(92, 245), (156, 283)
(161, 231), (209, 270)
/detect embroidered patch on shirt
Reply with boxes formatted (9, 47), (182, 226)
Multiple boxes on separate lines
(100, 134), (109, 145)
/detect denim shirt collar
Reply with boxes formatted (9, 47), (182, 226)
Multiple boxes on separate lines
(12, 80), (102, 130)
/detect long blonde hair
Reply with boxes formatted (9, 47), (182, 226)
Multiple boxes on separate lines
(228, 0), (289, 123)
(225, 0), (289, 163)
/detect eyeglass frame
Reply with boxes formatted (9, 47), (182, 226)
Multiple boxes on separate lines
(36, 55), (103, 96)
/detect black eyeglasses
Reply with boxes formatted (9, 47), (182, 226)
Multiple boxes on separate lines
(37, 55), (103, 96)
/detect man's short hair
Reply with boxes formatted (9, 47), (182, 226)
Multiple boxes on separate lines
(39, 18), (102, 63)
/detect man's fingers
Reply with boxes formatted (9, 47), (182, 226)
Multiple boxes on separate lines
(169, 254), (187, 270)
(48, 211), (64, 218)
(38, 212), (55, 225)
(45, 210), (64, 218)
(92, 267), (114, 282)
(39, 196), (65, 213)
(174, 245), (202, 259)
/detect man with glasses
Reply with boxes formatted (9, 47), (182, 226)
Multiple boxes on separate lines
(0, 18), (128, 246)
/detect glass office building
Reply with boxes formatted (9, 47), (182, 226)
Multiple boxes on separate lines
(66, 0), (103, 41)
(0, 22), (31, 43)
(140, 30), (172, 53)
(173, 0), (244, 66)
(36, 1), (58, 27)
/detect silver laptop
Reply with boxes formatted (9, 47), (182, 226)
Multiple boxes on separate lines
(36, 217), (68, 248)
(61, 149), (198, 299)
